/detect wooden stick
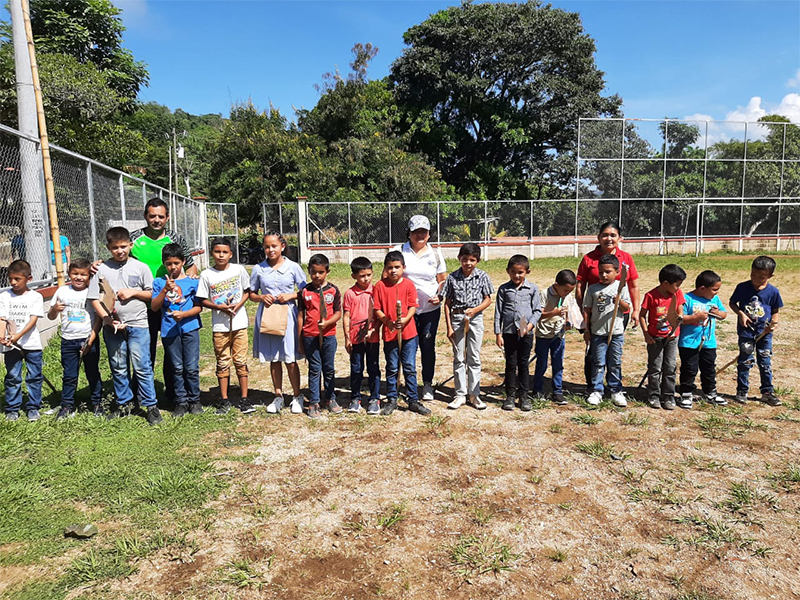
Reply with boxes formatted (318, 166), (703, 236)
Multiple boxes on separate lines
(716, 322), (772, 376)
(607, 263), (628, 346)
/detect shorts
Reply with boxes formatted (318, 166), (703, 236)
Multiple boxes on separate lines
(213, 329), (249, 378)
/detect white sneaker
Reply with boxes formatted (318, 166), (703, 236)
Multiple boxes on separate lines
(290, 396), (305, 414)
(468, 395), (487, 410)
(422, 382), (434, 401)
(266, 396), (284, 414)
(611, 392), (627, 407)
(587, 391), (603, 406)
(677, 394), (693, 410)
(448, 396), (466, 410)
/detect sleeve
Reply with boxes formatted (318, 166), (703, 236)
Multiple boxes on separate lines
(729, 285), (742, 310)
(293, 264), (307, 292)
(140, 265), (154, 291)
(529, 285), (542, 326)
(583, 287), (594, 310)
(641, 291), (652, 312)
(172, 231), (195, 269)
(152, 277), (163, 299)
(713, 296), (725, 312)
(342, 289), (352, 313)
(51, 288), (62, 306)
(87, 273), (100, 300)
(435, 249), (447, 274)
(372, 284), (384, 313)
(31, 293), (44, 317)
(440, 276), (453, 302)
(239, 266), (251, 292)
(772, 288), (784, 310)
(621, 286), (632, 305)
(249, 265), (262, 294)
(406, 281), (418, 309)
(297, 290), (306, 313)
(332, 286), (342, 312)
(576, 256), (591, 283)
(482, 273), (494, 297)
(627, 256), (639, 281)
(493, 287), (504, 334)
(196, 272), (209, 300)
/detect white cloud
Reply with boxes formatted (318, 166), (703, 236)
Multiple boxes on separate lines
(115, 0), (150, 29)
(788, 68), (800, 89)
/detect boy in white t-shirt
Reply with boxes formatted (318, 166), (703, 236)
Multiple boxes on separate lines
(48, 259), (104, 419)
(0, 260), (45, 421)
(197, 237), (252, 415)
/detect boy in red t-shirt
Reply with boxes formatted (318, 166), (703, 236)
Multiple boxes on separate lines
(298, 254), (342, 419)
(639, 264), (686, 410)
(372, 251), (431, 417)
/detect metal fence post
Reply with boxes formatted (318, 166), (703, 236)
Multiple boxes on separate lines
(483, 199), (489, 259)
(436, 201), (441, 243)
(86, 163), (98, 261)
(660, 119), (669, 255)
(777, 122), (787, 252)
(388, 202), (392, 247)
(347, 202), (353, 263)
(141, 182), (147, 208)
(739, 122), (748, 252)
(118, 174), (127, 227)
(278, 201), (283, 235)
(695, 203), (700, 258)
(574, 119), (581, 258)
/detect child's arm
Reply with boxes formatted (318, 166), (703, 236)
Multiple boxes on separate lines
(172, 305), (202, 322)
(91, 299), (125, 329)
(47, 292), (65, 320)
(297, 304), (305, 356)
(401, 306), (416, 327)
(769, 308), (779, 330)
(343, 310), (352, 353)
(494, 288), (505, 349)
(618, 298), (631, 313)
(582, 308), (592, 343)
(321, 309), (342, 330)
(466, 295), (491, 319)
(6, 315), (38, 346)
(639, 307), (654, 344)
(116, 288), (151, 303)
(150, 281), (169, 312)
(444, 298), (455, 341)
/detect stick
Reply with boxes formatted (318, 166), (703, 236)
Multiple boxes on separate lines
(318, 286), (326, 349)
(0, 318), (57, 394)
(716, 321), (772, 375)
(607, 263), (628, 346)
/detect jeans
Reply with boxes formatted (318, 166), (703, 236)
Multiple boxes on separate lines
(737, 333), (773, 394)
(503, 333), (534, 397)
(61, 336), (102, 408)
(584, 313), (629, 387)
(162, 329), (201, 406)
(148, 308), (174, 401)
(384, 335), (419, 402)
(451, 313), (484, 398)
(3, 349), (43, 412)
(679, 346), (717, 396)
(104, 325), (157, 408)
(415, 308), (441, 384)
(590, 334), (624, 394)
(533, 335), (565, 395)
(646, 337), (678, 401)
(303, 335), (337, 404)
(350, 341), (381, 401)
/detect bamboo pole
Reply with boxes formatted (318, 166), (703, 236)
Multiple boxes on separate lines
(21, 0), (65, 286)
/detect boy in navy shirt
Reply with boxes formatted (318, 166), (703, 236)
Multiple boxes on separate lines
(729, 256), (783, 406)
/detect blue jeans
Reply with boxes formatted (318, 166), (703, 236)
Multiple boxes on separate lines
(737, 333), (773, 394)
(415, 308), (441, 384)
(533, 336), (565, 394)
(3, 349), (43, 412)
(61, 336), (102, 408)
(590, 334), (624, 394)
(350, 341), (381, 402)
(303, 335), (337, 404)
(384, 335), (419, 401)
(104, 325), (157, 408)
(162, 329), (201, 406)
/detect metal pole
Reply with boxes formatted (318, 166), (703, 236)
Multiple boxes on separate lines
(618, 118), (625, 227)
(347, 202), (353, 263)
(776, 123), (787, 252)
(278, 202), (283, 235)
(436, 201), (441, 243)
(141, 182), (147, 208)
(574, 118), (581, 257)
(388, 202), (392, 247)
(119, 174), (127, 227)
(739, 123), (748, 251)
(86, 163), (98, 261)
(483, 199), (489, 259)
(660, 119), (669, 254)
(695, 203), (700, 258)
(297, 196), (310, 264)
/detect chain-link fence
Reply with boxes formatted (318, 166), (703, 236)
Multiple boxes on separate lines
(206, 202), (239, 263)
(0, 123), (206, 289)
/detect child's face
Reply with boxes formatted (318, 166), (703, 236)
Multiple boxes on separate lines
(384, 260), (404, 283)
(555, 282), (576, 297)
(107, 240), (132, 262)
(164, 257), (185, 279)
(69, 267), (91, 291)
(8, 272), (31, 294)
(263, 235), (285, 263)
(507, 264), (529, 286)
(212, 244), (232, 268)
(598, 264), (618, 285)
(750, 268), (772, 289)
(697, 281), (721, 300)
(660, 279), (683, 296)
(352, 268), (373, 289)
(458, 253), (479, 275)
(309, 263), (329, 288)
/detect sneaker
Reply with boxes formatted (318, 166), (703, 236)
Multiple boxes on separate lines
(761, 392), (782, 407)
(56, 406), (76, 421)
(587, 391), (603, 406)
(327, 398), (343, 414)
(421, 382), (435, 401)
(215, 399), (232, 415)
(173, 403), (188, 418)
(189, 402), (204, 415)
(366, 399), (381, 415)
(502, 397), (515, 411)
(308, 403), (322, 419)
(468, 395), (487, 410)
(266, 396), (284, 414)
(93, 404), (106, 417)
(290, 395), (305, 414)
(6, 411), (19, 422)
(348, 398), (361, 413)
(448, 396), (466, 410)
(408, 401), (431, 416)
(26, 409), (40, 422)
(520, 395), (532, 412)
(710, 395), (727, 406)
(552, 393), (568, 406)
(661, 398), (676, 411)
(108, 402), (133, 420)
(146, 407), (163, 425)
(734, 392), (748, 405)
(676, 394), (693, 410)
(239, 398), (256, 414)
(380, 397), (398, 416)
(611, 392), (628, 407)
(647, 397), (661, 409)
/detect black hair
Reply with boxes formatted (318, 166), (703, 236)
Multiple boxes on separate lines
(598, 221), (622, 236)
(308, 253), (330, 271)
(106, 226), (131, 244)
(695, 270), (721, 289)
(8, 259), (31, 277)
(458, 243), (481, 259)
(350, 256), (373, 274)
(556, 269), (577, 286)
(210, 236), (232, 251)
(68, 259), (92, 272)
(598, 254), (619, 270)
(752, 255), (777, 275)
(506, 254), (529, 271)
(162, 243), (186, 262)
(263, 229), (287, 254)
(144, 197), (170, 215)
(659, 264), (687, 284)
(384, 250), (405, 266)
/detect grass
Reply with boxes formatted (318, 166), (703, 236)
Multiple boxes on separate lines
(376, 501), (408, 529)
(621, 412), (650, 427)
(570, 412), (601, 426)
(544, 547), (568, 562)
(448, 534), (520, 577)
(220, 555), (271, 589)
(575, 440), (626, 461)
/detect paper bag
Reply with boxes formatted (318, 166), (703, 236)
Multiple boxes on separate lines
(259, 303), (289, 336)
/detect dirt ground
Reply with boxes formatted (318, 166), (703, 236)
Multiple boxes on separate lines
(99, 256), (800, 598)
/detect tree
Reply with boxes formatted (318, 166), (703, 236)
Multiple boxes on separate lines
(390, 0), (620, 199)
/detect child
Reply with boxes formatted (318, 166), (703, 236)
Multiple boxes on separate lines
(88, 227), (159, 423)
(298, 253), (342, 419)
(678, 270), (728, 408)
(640, 264), (686, 410)
(583, 254), (631, 407)
(533, 269), (577, 407)
(249, 231), (307, 415)
(729, 255), (783, 406)
(494, 255), (542, 411)
(0, 260), (44, 421)
(343, 257), (381, 415)
(441, 243), (494, 410)
(48, 259), (103, 419)
(197, 237), (252, 415)
(151, 244), (203, 417)
(373, 251), (430, 417)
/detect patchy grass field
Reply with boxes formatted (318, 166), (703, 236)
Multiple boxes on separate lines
(1, 252), (799, 600)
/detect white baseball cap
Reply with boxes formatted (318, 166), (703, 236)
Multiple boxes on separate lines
(408, 215), (431, 231)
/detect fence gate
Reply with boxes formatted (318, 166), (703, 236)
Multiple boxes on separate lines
(205, 202), (239, 263)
